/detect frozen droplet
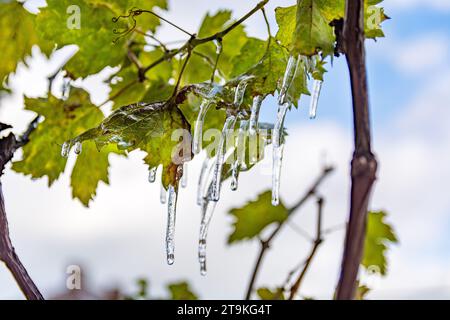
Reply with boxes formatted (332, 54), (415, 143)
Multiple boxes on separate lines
(166, 185), (177, 265)
(198, 184), (217, 276)
(193, 100), (213, 154)
(234, 76), (254, 107)
(309, 80), (323, 119)
(211, 115), (236, 201)
(61, 141), (71, 158)
(279, 55), (299, 105)
(181, 162), (188, 188)
(160, 184), (167, 204)
(230, 161), (239, 191)
(74, 141), (82, 155)
(148, 167), (157, 183)
(213, 39), (223, 54)
(272, 103), (290, 206)
(249, 96), (263, 136)
(236, 120), (248, 169)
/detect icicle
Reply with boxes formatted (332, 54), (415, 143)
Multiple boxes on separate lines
(249, 96), (263, 136)
(278, 55), (299, 105)
(236, 120), (248, 169)
(234, 76), (254, 107)
(148, 167), (157, 183)
(61, 141), (71, 158)
(213, 39), (223, 54)
(309, 80), (323, 119)
(193, 101), (213, 154)
(198, 184), (217, 276)
(211, 115), (236, 201)
(181, 163), (188, 188)
(74, 141), (82, 155)
(197, 157), (212, 206)
(160, 184), (167, 204)
(166, 185), (177, 265)
(272, 103), (290, 206)
(230, 161), (239, 191)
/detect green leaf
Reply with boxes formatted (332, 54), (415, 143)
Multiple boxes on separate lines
(37, 0), (166, 78)
(362, 211), (398, 276)
(12, 88), (118, 206)
(228, 190), (288, 243)
(355, 283), (370, 300)
(68, 99), (191, 188)
(167, 281), (198, 300)
(0, 1), (53, 90)
(257, 287), (285, 300)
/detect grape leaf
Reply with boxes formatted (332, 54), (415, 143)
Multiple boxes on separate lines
(257, 287), (285, 300)
(68, 99), (191, 188)
(362, 211), (398, 276)
(36, 0), (166, 78)
(12, 88), (119, 206)
(167, 282), (198, 300)
(0, 1), (53, 91)
(228, 190), (288, 243)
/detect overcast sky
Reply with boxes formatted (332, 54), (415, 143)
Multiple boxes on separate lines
(0, 0), (450, 299)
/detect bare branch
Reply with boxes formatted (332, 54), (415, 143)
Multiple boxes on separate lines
(244, 166), (334, 300)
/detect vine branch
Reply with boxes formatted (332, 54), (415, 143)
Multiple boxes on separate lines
(244, 166), (334, 300)
(335, 0), (378, 300)
(0, 121), (43, 300)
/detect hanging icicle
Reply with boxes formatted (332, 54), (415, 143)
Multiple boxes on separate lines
(278, 55), (299, 105)
(148, 167), (157, 183)
(61, 141), (71, 158)
(198, 183), (217, 276)
(197, 157), (214, 206)
(230, 161), (239, 191)
(181, 162), (188, 188)
(160, 184), (167, 204)
(249, 96), (263, 136)
(272, 103), (290, 206)
(309, 80), (323, 119)
(193, 101), (213, 154)
(211, 115), (236, 202)
(234, 76), (254, 107)
(166, 185), (178, 265)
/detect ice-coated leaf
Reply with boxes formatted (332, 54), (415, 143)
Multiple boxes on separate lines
(167, 282), (198, 300)
(362, 211), (398, 276)
(257, 287), (285, 300)
(69, 99), (191, 188)
(0, 1), (53, 91)
(12, 88), (120, 206)
(228, 190), (288, 243)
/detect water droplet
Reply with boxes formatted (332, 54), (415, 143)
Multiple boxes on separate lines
(309, 80), (323, 119)
(166, 185), (177, 265)
(213, 39), (223, 54)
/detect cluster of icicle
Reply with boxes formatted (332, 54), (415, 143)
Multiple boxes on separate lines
(60, 55), (323, 276)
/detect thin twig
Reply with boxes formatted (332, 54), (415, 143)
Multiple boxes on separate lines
(244, 166), (334, 300)
(133, 9), (194, 37)
(288, 197), (324, 300)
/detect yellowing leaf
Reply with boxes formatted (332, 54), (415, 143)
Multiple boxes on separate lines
(362, 211), (398, 276)
(228, 191), (288, 243)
